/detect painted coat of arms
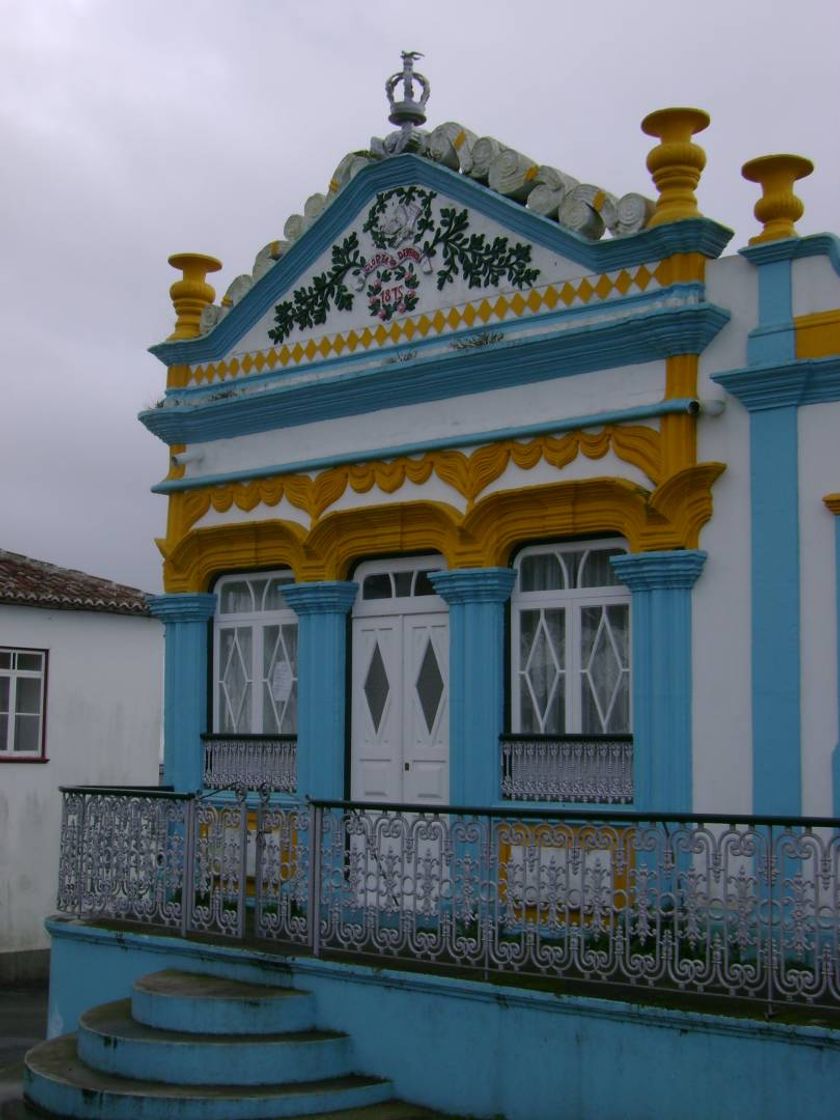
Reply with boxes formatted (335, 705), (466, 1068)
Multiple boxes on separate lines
(268, 186), (540, 344)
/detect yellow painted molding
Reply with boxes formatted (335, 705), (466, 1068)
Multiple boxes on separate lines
(642, 107), (710, 227)
(823, 494), (840, 516)
(742, 154), (813, 245)
(162, 463), (725, 592)
(655, 253), (706, 285)
(166, 365), (191, 390)
(661, 354), (699, 475)
(161, 426), (664, 557)
(795, 310), (840, 359)
(642, 462), (726, 550)
(163, 520), (308, 593)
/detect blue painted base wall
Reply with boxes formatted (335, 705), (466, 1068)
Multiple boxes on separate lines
(46, 919), (840, 1120)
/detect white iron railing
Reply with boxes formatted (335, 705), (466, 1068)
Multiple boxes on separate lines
(500, 735), (633, 803)
(58, 788), (840, 1016)
(202, 735), (297, 794)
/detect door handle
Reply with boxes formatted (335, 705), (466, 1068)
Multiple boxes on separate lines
(404, 762), (410, 771)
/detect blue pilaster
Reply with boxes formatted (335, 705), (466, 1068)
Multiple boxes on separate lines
(429, 569), (516, 806)
(713, 241), (803, 815)
(282, 582), (358, 801)
(147, 594), (217, 793)
(610, 552), (706, 814)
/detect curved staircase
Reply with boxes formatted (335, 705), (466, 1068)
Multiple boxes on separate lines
(2, 970), (453, 1119)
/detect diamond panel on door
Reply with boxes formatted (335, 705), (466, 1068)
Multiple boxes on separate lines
(364, 643), (390, 733)
(416, 639), (444, 734)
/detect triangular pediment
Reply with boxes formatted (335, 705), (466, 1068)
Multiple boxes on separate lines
(151, 155), (729, 374)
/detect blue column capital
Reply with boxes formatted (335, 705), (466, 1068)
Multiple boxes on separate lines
(430, 568), (516, 605)
(611, 550), (706, 592)
(147, 593), (217, 624)
(283, 581), (358, 615)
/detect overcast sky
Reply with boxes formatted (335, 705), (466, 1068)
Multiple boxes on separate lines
(1, 0), (837, 593)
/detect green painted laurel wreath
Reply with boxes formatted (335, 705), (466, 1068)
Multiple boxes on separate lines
(268, 187), (540, 344)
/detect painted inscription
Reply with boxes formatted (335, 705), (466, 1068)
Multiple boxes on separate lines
(268, 186), (540, 344)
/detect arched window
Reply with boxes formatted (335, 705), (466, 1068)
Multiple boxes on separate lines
(213, 571), (298, 735)
(511, 542), (631, 736)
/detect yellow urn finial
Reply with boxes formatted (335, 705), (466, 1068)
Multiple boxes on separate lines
(741, 154), (814, 244)
(641, 107), (710, 228)
(167, 252), (223, 340)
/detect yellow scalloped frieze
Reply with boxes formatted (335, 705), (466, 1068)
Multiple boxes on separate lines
(163, 424), (664, 563)
(161, 462), (724, 592)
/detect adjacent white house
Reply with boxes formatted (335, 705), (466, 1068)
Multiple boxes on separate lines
(0, 550), (162, 981)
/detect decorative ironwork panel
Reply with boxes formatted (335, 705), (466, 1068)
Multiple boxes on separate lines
(500, 735), (633, 803)
(312, 805), (840, 1014)
(254, 801), (311, 946)
(202, 735), (297, 794)
(57, 789), (189, 928)
(187, 799), (248, 938)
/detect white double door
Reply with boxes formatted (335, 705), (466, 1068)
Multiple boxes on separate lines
(351, 561), (449, 805)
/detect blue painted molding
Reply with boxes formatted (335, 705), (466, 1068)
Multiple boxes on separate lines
(430, 569), (515, 805)
(147, 593), (216, 623)
(713, 355), (840, 411)
(283, 582), (357, 800)
(611, 551), (706, 813)
(147, 594), (217, 792)
(282, 582), (358, 616)
(740, 231), (840, 276)
(152, 398), (700, 495)
(141, 302), (730, 446)
(149, 154), (733, 367)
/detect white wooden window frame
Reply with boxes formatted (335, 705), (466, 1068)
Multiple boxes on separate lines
(212, 570), (298, 735)
(510, 541), (631, 735)
(0, 647), (48, 760)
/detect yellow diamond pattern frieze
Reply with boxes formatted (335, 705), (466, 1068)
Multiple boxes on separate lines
(183, 256), (671, 389)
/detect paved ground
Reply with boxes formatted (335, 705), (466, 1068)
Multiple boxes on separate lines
(0, 984), (48, 1107)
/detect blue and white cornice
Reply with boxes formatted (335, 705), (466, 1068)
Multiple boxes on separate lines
(714, 355), (840, 411)
(740, 232), (840, 275)
(141, 299), (730, 446)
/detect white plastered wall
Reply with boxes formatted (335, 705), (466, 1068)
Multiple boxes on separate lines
(798, 401), (840, 816)
(792, 256), (840, 317)
(180, 360), (665, 484)
(0, 607), (162, 958)
(691, 254), (755, 812)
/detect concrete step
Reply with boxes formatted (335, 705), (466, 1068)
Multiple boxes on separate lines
(78, 999), (353, 1086)
(131, 970), (316, 1035)
(24, 1034), (394, 1120)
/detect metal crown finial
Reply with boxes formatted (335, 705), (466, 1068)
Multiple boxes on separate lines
(386, 51), (430, 129)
